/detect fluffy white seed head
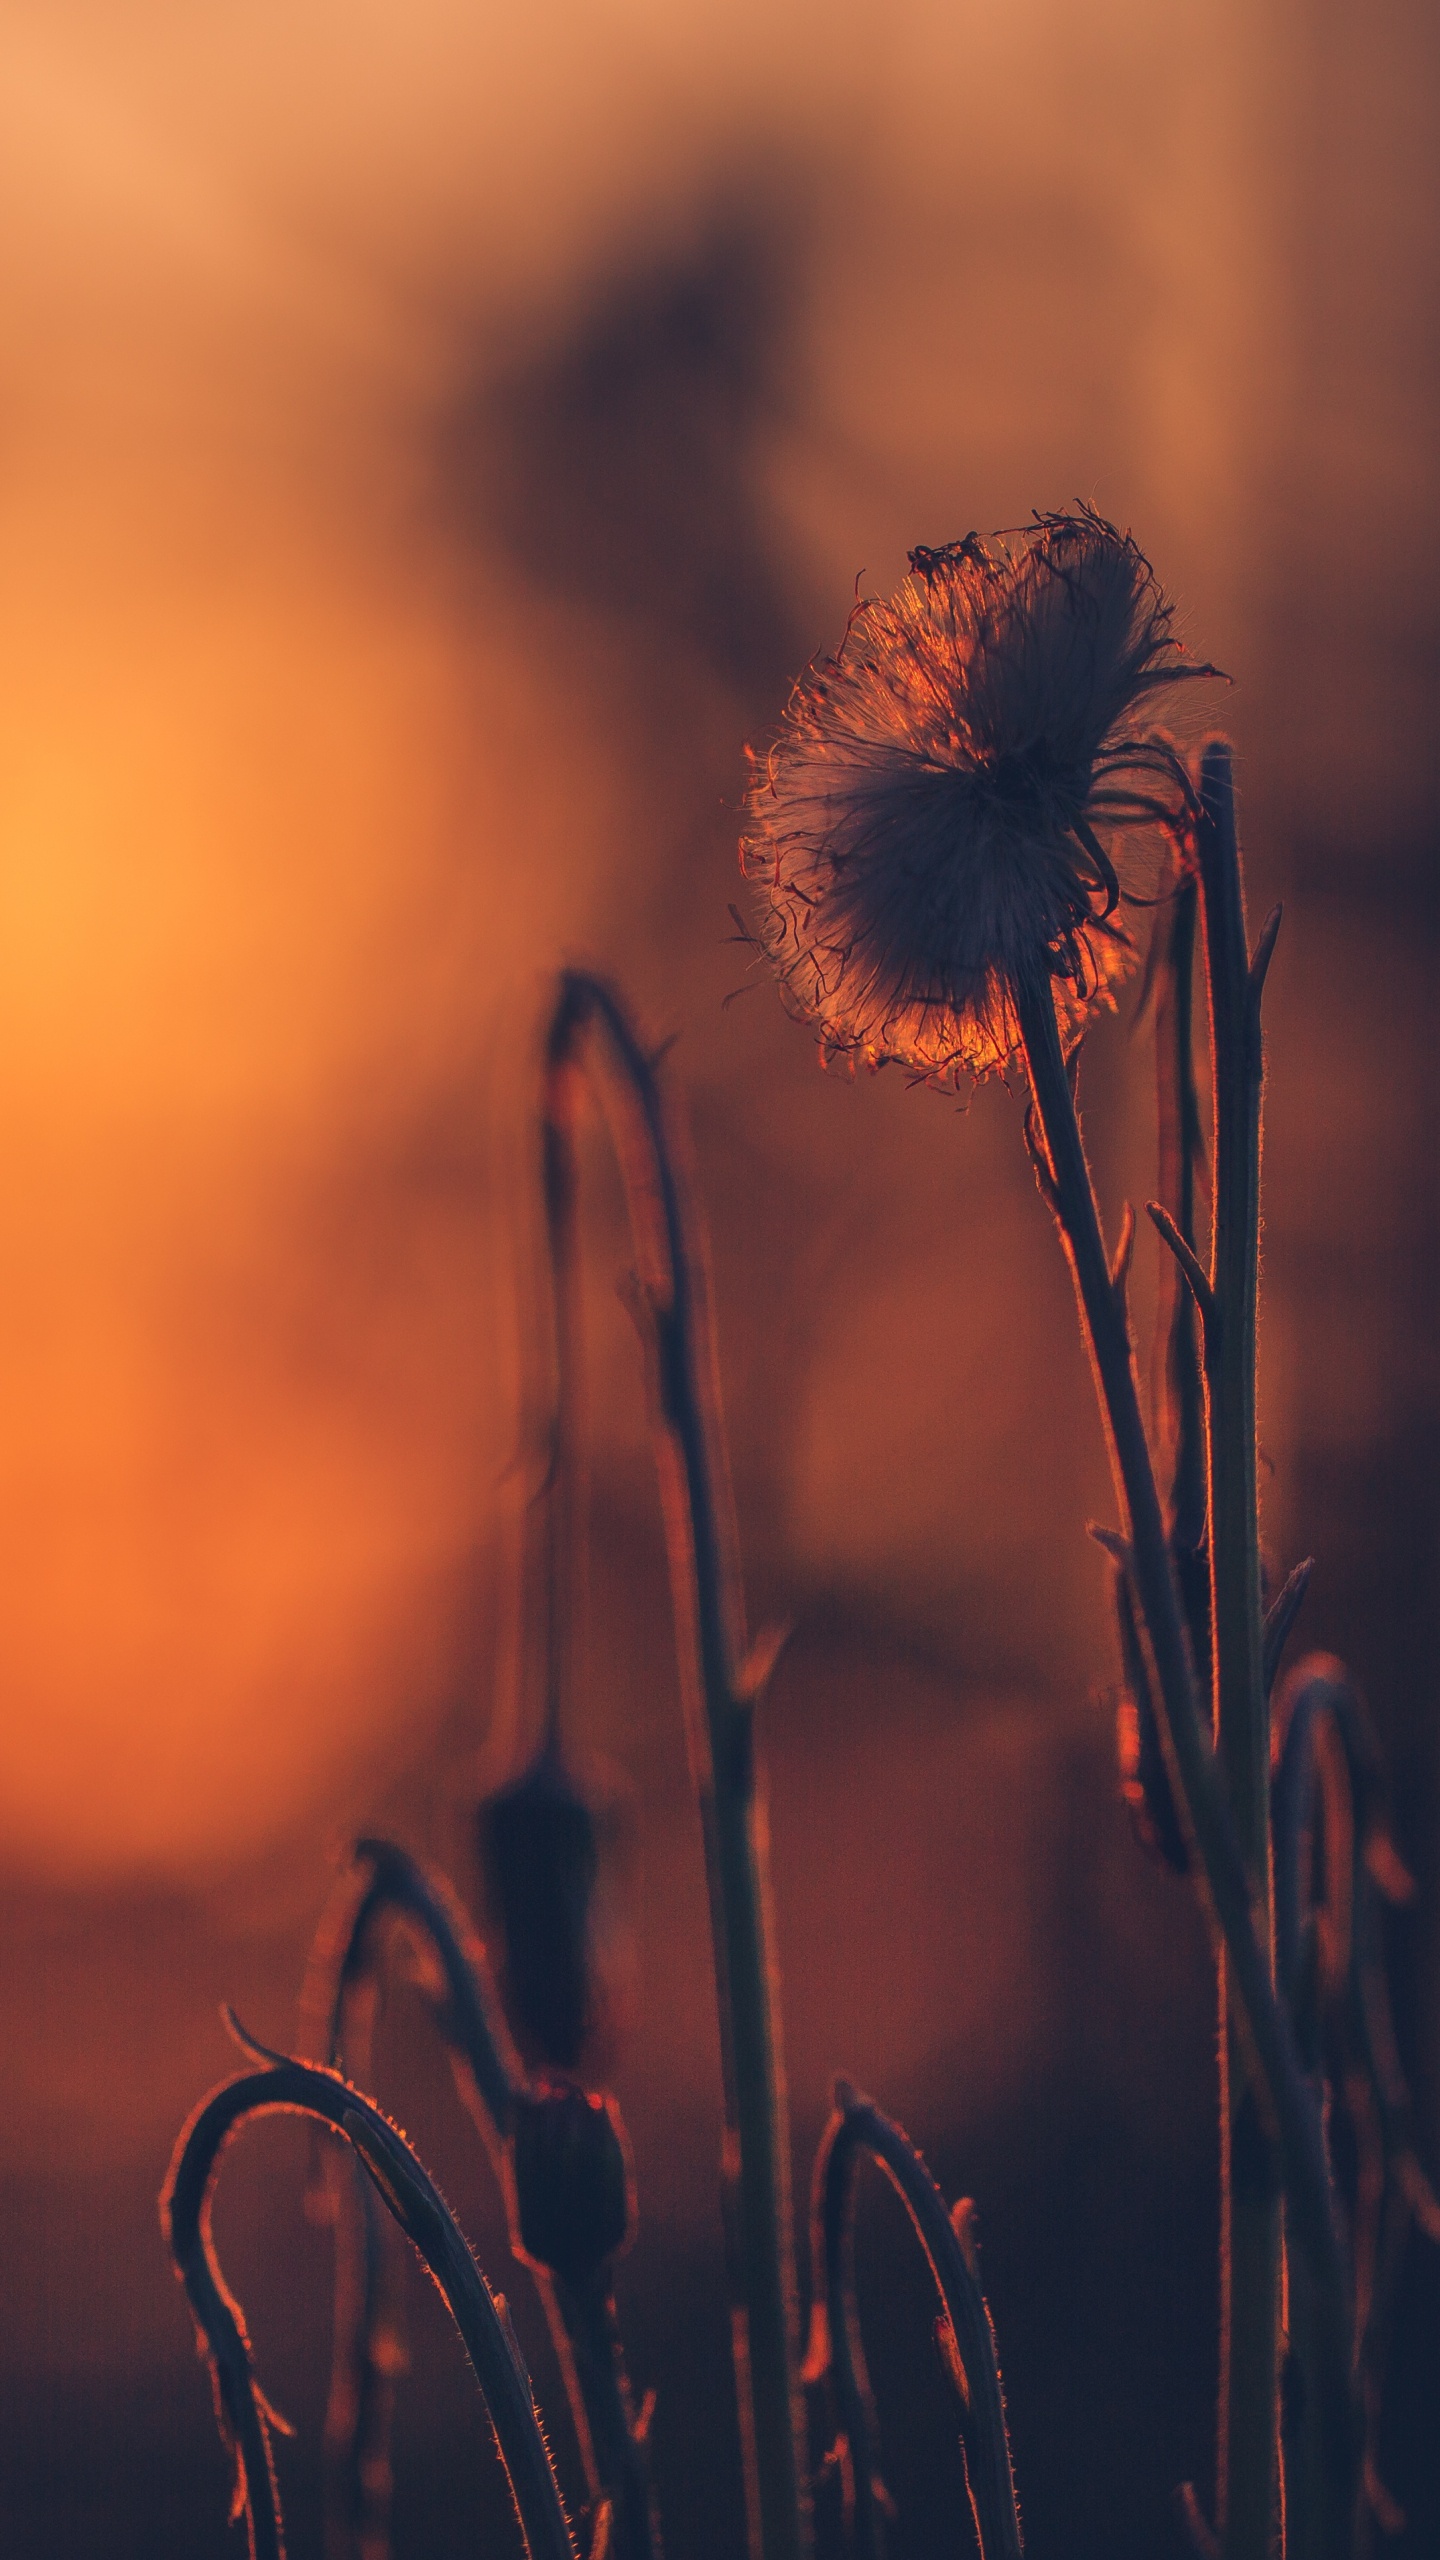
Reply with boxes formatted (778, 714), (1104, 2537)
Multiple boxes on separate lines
(742, 509), (1221, 1084)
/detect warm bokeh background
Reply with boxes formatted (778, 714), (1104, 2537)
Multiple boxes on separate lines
(1, 4), (1436, 2554)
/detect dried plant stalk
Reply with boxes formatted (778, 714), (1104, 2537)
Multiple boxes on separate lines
(161, 2041), (577, 2560)
(805, 2082), (1022, 2560)
(541, 972), (809, 2560)
(1019, 973), (1358, 2554)
(1191, 745), (1283, 2560)
(1272, 1658), (1440, 2558)
(158, 481), (1439, 2560)
(304, 1838), (658, 2560)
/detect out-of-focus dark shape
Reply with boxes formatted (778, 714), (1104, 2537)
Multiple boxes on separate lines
(468, 214), (805, 701)
(1270, 1655), (1440, 2554)
(477, 989), (613, 2086)
(480, 1761), (605, 2079)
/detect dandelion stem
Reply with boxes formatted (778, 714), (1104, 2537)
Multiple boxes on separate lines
(1012, 960), (1356, 2538)
(544, 972), (809, 2560)
(807, 2083), (1022, 2560)
(1194, 743), (1281, 2559)
(1154, 866), (1211, 1645)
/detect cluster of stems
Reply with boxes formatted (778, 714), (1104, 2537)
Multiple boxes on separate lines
(163, 2033), (580, 2560)
(163, 842), (1428, 2560)
(164, 968), (1024, 2560)
(539, 971), (810, 2560)
(535, 980), (1024, 2560)
(301, 1839), (655, 2560)
(1016, 741), (1417, 2559)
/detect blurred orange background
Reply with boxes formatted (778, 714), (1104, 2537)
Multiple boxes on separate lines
(0, 4), (1436, 2554)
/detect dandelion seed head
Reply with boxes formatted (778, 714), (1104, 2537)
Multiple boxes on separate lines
(741, 507), (1222, 1084)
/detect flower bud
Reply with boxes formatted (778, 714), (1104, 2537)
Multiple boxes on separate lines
(510, 2081), (631, 2279)
(477, 1753), (600, 2076)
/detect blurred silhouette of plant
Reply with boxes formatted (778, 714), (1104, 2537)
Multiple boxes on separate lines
(165, 513), (1435, 2560)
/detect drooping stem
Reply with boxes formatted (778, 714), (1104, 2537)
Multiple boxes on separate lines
(1012, 960), (1355, 2524)
(806, 2083), (1022, 2560)
(163, 2054), (577, 2560)
(305, 1841), (658, 2560)
(539, 1027), (589, 1762)
(309, 1897), (405, 2560)
(1194, 743), (1281, 2560)
(304, 1839), (521, 2560)
(1272, 1660), (1437, 2559)
(544, 972), (809, 2560)
(478, 1006), (604, 2086)
(318, 2145), (400, 2560)
(309, 1839), (519, 2133)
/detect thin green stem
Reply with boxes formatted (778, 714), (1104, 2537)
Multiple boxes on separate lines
(1195, 742), (1281, 2559)
(1012, 962), (1355, 2525)
(545, 973), (809, 2560)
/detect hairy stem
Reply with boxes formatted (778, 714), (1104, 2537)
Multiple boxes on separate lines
(550, 2268), (661, 2560)
(163, 2055), (577, 2560)
(1155, 867), (1211, 1672)
(305, 1842), (658, 2560)
(807, 2083), (1022, 2560)
(1195, 742), (1281, 2560)
(1012, 961), (1355, 2526)
(1273, 1662), (1433, 2558)
(544, 972), (809, 2560)
(303, 1843), (520, 2560)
